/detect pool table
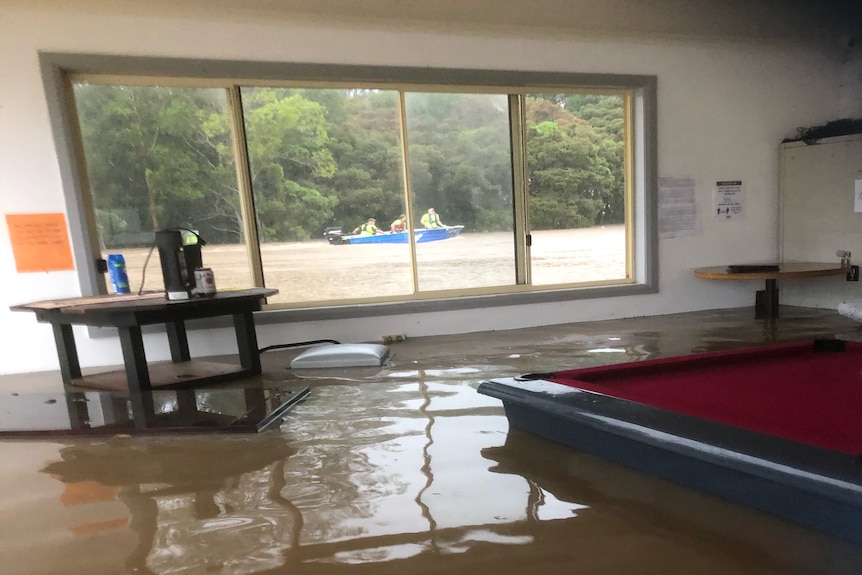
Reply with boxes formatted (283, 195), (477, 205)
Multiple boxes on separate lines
(477, 339), (862, 545)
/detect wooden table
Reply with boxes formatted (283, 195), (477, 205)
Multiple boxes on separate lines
(694, 262), (845, 319)
(11, 288), (277, 393)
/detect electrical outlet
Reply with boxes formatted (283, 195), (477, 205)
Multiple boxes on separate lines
(847, 265), (859, 282)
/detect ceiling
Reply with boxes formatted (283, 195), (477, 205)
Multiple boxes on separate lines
(3, 0), (860, 47)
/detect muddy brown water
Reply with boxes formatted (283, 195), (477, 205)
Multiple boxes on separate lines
(2, 308), (862, 574)
(113, 226), (627, 304)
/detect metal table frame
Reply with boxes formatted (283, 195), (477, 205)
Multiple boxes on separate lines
(12, 288), (277, 393)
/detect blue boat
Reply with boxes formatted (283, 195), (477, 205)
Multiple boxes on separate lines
(325, 225), (464, 245)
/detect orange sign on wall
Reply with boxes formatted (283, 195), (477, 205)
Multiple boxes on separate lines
(6, 213), (75, 273)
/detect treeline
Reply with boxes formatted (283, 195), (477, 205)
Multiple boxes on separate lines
(74, 85), (624, 246)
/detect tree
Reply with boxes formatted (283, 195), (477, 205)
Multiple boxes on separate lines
(242, 89), (338, 241)
(307, 89), (405, 232)
(75, 84), (241, 246)
(525, 95), (625, 228)
(75, 84), (627, 247)
(405, 93), (512, 230)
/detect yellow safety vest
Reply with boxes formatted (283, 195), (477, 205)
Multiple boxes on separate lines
(421, 213), (440, 228)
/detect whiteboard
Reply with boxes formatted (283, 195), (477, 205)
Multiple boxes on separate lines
(779, 134), (862, 309)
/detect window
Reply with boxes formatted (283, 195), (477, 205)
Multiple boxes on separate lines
(404, 92), (516, 294)
(524, 93), (630, 286)
(53, 56), (656, 315)
(73, 84), (252, 294)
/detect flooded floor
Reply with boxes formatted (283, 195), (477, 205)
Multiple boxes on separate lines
(3, 306), (862, 574)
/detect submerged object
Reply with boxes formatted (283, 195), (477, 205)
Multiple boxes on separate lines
(290, 343), (391, 369)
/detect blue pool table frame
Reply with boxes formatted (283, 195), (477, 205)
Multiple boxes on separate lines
(478, 359), (862, 545)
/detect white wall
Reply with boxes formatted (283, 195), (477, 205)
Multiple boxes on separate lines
(839, 42), (862, 118)
(0, 4), (848, 375)
(779, 136), (862, 309)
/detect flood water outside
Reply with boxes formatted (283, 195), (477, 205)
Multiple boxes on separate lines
(113, 226), (627, 305)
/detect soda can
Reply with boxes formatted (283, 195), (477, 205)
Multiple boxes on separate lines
(194, 267), (217, 297)
(106, 253), (131, 294)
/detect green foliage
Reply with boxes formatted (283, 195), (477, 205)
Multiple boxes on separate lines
(310, 89), (405, 231)
(75, 84), (241, 245)
(526, 94), (625, 228)
(242, 89), (339, 240)
(405, 93), (513, 231)
(74, 84), (627, 247)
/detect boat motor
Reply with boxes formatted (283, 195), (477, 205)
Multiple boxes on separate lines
(155, 229), (204, 300)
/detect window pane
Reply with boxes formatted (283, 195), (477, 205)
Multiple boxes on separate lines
(404, 92), (516, 292)
(525, 94), (628, 285)
(241, 87), (410, 304)
(72, 84), (251, 294)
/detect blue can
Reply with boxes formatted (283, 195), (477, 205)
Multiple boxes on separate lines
(107, 253), (131, 294)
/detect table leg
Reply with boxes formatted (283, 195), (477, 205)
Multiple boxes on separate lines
(64, 391), (90, 430)
(177, 388), (198, 413)
(763, 278), (779, 319)
(127, 390), (157, 429)
(233, 310), (261, 374)
(244, 387), (266, 420)
(166, 320), (191, 362)
(51, 323), (81, 385)
(118, 326), (152, 392)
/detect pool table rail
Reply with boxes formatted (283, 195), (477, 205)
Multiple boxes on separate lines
(478, 376), (862, 545)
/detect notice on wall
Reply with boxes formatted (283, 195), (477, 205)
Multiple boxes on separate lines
(658, 177), (699, 239)
(854, 176), (862, 212)
(5, 213), (75, 272)
(714, 180), (744, 220)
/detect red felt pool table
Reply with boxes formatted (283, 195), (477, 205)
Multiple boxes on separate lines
(477, 339), (862, 545)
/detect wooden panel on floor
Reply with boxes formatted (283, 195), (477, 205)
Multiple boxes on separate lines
(72, 360), (252, 391)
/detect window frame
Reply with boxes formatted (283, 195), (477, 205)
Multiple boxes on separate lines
(41, 52), (657, 323)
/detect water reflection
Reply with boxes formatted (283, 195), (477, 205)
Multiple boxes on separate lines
(1, 386), (307, 436)
(482, 430), (862, 575)
(32, 375), (592, 573)
(415, 379), (438, 552)
(278, 378), (568, 556)
(41, 436), (298, 574)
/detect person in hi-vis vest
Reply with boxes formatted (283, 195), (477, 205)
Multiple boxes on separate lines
(420, 208), (445, 229)
(352, 218), (380, 236)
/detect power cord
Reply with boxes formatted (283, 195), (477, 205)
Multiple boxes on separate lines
(259, 339), (341, 354)
(137, 242), (157, 296)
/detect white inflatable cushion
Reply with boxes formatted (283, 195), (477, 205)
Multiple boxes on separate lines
(838, 300), (862, 323)
(290, 343), (391, 369)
